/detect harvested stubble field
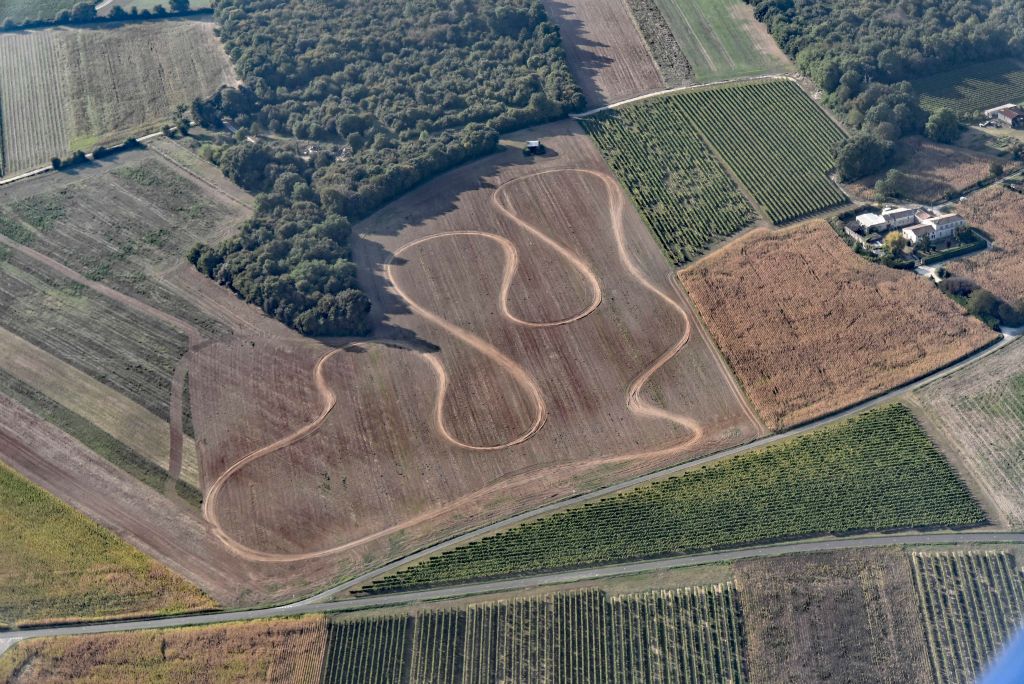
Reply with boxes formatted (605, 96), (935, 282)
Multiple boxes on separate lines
(651, 0), (790, 82)
(0, 459), (213, 627)
(540, 0), (663, 107)
(912, 551), (1024, 684)
(192, 120), (761, 576)
(848, 136), (1006, 203)
(913, 340), (1024, 526)
(948, 185), (1024, 306)
(680, 220), (998, 429)
(363, 404), (984, 593)
(736, 549), (932, 684)
(0, 20), (236, 174)
(915, 58), (1024, 115)
(0, 615), (327, 683)
(322, 584), (746, 683)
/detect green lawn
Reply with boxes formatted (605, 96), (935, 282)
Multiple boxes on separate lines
(0, 460), (213, 626)
(652, 0), (790, 82)
(363, 404), (984, 592)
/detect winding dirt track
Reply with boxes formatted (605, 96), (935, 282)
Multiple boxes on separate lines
(203, 168), (707, 561)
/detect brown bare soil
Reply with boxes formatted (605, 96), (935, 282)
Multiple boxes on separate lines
(847, 136), (1004, 203)
(951, 185), (1024, 306)
(913, 340), (1024, 527)
(0, 615), (327, 683)
(541, 0), (664, 107)
(736, 549), (932, 684)
(191, 120), (761, 572)
(680, 220), (998, 429)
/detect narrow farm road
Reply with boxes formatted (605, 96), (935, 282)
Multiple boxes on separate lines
(5, 531), (1023, 641)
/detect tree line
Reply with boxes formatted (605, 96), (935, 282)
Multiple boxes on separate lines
(747, 0), (1024, 179)
(0, 0), (206, 32)
(189, 0), (583, 336)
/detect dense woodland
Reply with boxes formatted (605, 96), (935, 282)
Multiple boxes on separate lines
(189, 0), (582, 335)
(748, 0), (1024, 177)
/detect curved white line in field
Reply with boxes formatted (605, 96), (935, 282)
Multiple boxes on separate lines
(204, 167), (705, 561)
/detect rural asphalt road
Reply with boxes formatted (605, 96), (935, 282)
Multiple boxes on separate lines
(4, 531), (1024, 640)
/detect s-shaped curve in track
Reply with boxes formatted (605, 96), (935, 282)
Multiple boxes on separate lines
(203, 167), (707, 562)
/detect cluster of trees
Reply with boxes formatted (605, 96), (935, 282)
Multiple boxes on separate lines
(748, 0), (1024, 178)
(0, 0), (204, 32)
(189, 0), (583, 336)
(937, 275), (1024, 327)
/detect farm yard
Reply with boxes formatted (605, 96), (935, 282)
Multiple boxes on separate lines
(737, 550), (932, 683)
(323, 584), (746, 684)
(191, 120), (760, 575)
(0, 460), (212, 627)
(581, 103), (755, 265)
(948, 185), (1024, 306)
(649, 0), (791, 82)
(915, 59), (1024, 115)
(673, 79), (848, 223)
(913, 340), (1024, 527)
(0, 615), (327, 683)
(913, 551), (1024, 683)
(0, 20), (236, 175)
(847, 136), (1007, 203)
(680, 221), (998, 429)
(540, 0), (663, 108)
(362, 404), (984, 592)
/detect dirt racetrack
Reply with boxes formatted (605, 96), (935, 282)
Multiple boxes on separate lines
(192, 120), (762, 572)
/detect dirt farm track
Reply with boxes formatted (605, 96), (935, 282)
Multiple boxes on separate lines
(192, 119), (762, 579)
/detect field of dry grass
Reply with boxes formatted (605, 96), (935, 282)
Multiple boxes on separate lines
(0, 458), (213, 627)
(847, 136), (1004, 203)
(192, 120), (761, 574)
(0, 20), (235, 174)
(913, 340), (1024, 527)
(680, 220), (998, 428)
(950, 185), (1024, 306)
(0, 615), (327, 683)
(541, 0), (663, 107)
(737, 549), (932, 683)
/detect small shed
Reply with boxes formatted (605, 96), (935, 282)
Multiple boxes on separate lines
(996, 106), (1024, 129)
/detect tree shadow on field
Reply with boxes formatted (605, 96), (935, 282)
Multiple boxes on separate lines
(350, 138), (566, 353)
(542, 0), (616, 107)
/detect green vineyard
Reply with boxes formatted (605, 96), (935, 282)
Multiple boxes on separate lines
(363, 405), (985, 592)
(581, 105), (755, 266)
(912, 551), (1024, 684)
(321, 585), (746, 683)
(673, 80), (849, 224)
(915, 59), (1024, 115)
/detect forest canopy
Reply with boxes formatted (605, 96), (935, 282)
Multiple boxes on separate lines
(190, 0), (583, 336)
(747, 0), (1024, 176)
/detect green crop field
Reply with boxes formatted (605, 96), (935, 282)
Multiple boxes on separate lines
(0, 0), (76, 22)
(651, 0), (790, 82)
(581, 105), (755, 265)
(915, 59), (1024, 116)
(913, 551), (1024, 684)
(675, 79), (849, 223)
(322, 585), (746, 683)
(0, 460), (212, 626)
(363, 404), (984, 592)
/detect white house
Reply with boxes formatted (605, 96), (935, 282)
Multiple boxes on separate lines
(880, 206), (917, 228)
(901, 212), (967, 245)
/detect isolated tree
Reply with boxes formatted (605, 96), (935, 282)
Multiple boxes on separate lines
(925, 108), (960, 144)
(68, 1), (96, 22)
(883, 231), (906, 255)
(169, 0), (190, 12)
(990, 161), (1004, 177)
(50, 157), (62, 170)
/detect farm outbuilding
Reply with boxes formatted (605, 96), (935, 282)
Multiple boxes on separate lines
(991, 106), (1024, 129)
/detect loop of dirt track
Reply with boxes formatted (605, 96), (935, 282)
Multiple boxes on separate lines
(203, 168), (706, 562)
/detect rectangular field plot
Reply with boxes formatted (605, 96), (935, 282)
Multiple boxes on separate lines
(915, 59), (1024, 115)
(681, 221), (998, 428)
(363, 404), (984, 592)
(322, 585), (746, 683)
(674, 79), (849, 223)
(0, 21), (235, 175)
(581, 105), (755, 265)
(0, 0), (77, 21)
(652, 0), (791, 82)
(913, 551), (1024, 684)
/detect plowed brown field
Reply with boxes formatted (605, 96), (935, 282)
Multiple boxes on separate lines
(192, 120), (761, 572)
(680, 221), (998, 429)
(541, 0), (664, 107)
